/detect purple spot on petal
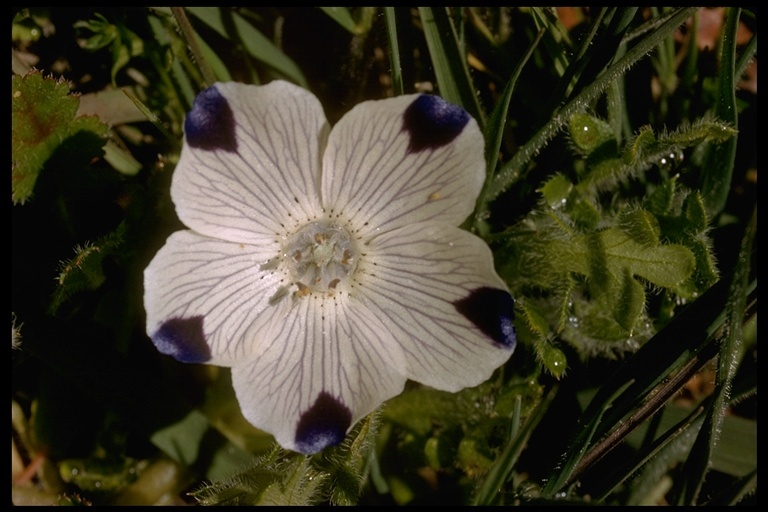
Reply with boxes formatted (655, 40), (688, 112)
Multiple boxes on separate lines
(294, 392), (352, 454)
(454, 288), (517, 350)
(402, 94), (470, 153)
(152, 316), (211, 363)
(184, 86), (237, 152)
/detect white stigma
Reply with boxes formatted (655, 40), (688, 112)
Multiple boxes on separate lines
(282, 221), (359, 296)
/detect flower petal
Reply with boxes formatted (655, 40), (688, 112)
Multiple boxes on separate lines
(231, 295), (407, 454)
(321, 94), (484, 239)
(354, 221), (516, 391)
(172, 81), (328, 245)
(144, 230), (286, 366)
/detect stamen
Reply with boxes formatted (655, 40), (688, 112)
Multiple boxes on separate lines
(282, 221), (360, 296)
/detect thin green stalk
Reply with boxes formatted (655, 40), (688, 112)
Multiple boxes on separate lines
(473, 386), (557, 505)
(470, 27), (544, 234)
(172, 7), (216, 88)
(383, 7), (403, 97)
(593, 404), (706, 501)
(735, 32), (757, 84)
(121, 88), (174, 144)
(540, 380), (633, 498)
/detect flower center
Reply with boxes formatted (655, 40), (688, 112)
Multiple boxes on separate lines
(283, 221), (359, 295)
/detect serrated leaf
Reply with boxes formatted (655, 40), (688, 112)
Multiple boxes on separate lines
(556, 224), (696, 336)
(598, 227), (696, 289)
(624, 125), (656, 164)
(319, 413), (379, 506)
(568, 192), (601, 228)
(683, 191), (708, 232)
(539, 343), (568, 378)
(190, 445), (327, 505)
(12, 71), (109, 204)
(50, 223), (126, 314)
(539, 173), (573, 209)
(613, 268), (646, 332)
(520, 300), (550, 336)
(646, 176), (678, 216)
(620, 209), (661, 247)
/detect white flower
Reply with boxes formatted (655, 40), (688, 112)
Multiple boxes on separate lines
(144, 81), (516, 454)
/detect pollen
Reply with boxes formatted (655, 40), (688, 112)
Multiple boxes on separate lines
(296, 282), (311, 297)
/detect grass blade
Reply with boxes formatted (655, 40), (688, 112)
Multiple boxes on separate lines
(673, 208), (755, 505)
(383, 7), (403, 96)
(472, 386), (556, 505)
(471, 27), (544, 233)
(700, 8), (740, 217)
(418, 7), (485, 127)
(476, 7), (699, 218)
(185, 7), (308, 87)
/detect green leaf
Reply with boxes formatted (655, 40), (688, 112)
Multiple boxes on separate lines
(73, 13), (118, 50)
(150, 409), (254, 483)
(520, 299), (550, 336)
(613, 268), (646, 332)
(656, 190), (719, 294)
(559, 224), (696, 336)
(683, 191), (708, 232)
(383, 7), (403, 96)
(472, 27), (544, 233)
(619, 209), (661, 248)
(539, 174), (573, 209)
(189, 445), (327, 505)
(185, 7), (308, 87)
(646, 175), (677, 216)
(171, 7), (217, 87)
(700, 8), (740, 217)
(319, 7), (374, 36)
(418, 7), (485, 127)
(472, 389), (556, 505)
(50, 223), (127, 314)
(188, 414), (379, 506)
(317, 413), (380, 506)
(569, 113), (615, 155)
(12, 71), (109, 204)
(539, 343), (568, 379)
(320, 7), (357, 34)
(596, 226), (695, 289)
(74, 13), (144, 84)
(103, 140), (142, 176)
(567, 193), (602, 229)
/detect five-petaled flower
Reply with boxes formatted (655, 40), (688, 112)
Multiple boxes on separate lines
(144, 81), (517, 454)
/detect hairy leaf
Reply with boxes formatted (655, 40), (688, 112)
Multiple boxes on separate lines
(12, 71), (109, 204)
